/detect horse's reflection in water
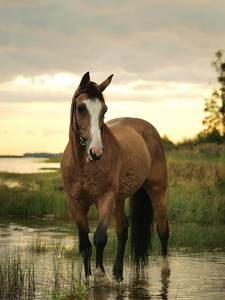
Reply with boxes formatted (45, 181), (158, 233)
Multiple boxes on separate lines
(61, 72), (170, 281)
(90, 271), (170, 300)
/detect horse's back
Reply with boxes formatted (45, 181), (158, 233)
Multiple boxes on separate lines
(106, 117), (167, 196)
(107, 117), (160, 136)
(106, 117), (164, 155)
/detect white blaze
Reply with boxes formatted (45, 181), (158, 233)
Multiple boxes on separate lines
(84, 98), (103, 160)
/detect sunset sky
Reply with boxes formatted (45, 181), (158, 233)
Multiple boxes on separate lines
(0, 0), (224, 155)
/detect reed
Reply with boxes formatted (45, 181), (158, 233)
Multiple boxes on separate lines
(0, 252), (35, 299)
(26, 223), (225, 258)
(1, 220), (224, 299)
(0, 143), (224, 225)
(0, 250), (92, 300)
(0, 171), (69, 217)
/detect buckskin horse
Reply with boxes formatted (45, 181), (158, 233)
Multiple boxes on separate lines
(61, 72), (170, 280)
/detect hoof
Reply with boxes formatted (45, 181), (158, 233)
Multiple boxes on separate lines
(84, 275), (93, 284)
(94, 266), (105, 278)
(113, 263), (123, 282)
(161, 256), (170, 275)
(113, 273), (123, 282)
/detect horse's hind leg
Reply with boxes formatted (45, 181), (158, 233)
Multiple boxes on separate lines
(143, 182), (170, 275)
(113, 199), (129, 281)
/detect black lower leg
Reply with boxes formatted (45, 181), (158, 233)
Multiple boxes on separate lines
(113, 239), (126, 280)
(113, 227), (128, 280)
(93, 220), (108, 273)
(157, 221), (169, 257)
(79, 230), (92, 277)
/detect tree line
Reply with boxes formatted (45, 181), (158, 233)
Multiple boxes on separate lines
(163, 50), (225, 148)
(202, 50), (225, 142)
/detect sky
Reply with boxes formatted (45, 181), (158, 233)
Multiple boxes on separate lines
(0, 0), (225, 155)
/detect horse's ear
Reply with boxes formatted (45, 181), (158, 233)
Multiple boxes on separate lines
(79, 72), (90, 89)
(97, 74), (113, 92)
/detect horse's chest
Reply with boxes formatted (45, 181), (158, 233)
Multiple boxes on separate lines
(71, 167), (108, 202)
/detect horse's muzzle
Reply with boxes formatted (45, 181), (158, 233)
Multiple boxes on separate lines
(86, 147), (104, 163)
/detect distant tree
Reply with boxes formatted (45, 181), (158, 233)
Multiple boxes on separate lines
(203, 50), (225, 136)
(202, 90), (222, 133)
(196, 128), (223, 144)
(161, 135), (175, 151)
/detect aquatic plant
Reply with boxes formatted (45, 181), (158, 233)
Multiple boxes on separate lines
(52, 282), (93, 300)
(0, 252), (35, 299)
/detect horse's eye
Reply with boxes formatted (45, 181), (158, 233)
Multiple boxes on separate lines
(77, 104), (85, 113)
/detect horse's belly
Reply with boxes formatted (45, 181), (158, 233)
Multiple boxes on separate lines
(118, 162), (149, 199)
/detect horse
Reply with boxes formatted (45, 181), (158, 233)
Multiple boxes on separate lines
(61, 72), (170, 280)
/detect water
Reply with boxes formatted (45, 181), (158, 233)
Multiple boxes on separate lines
(0, 216), (224, 299)
(0, 158), (224, 299)
(0, 157), (60, 173)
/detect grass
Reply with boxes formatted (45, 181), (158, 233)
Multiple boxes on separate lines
(52, 282), (93, 300)
(24, 223), (225, 258)
(0, 144), (224, 298)
(0, 247), (92, 300)
(0, 252), (35, 299)
(1, 221), (225, 299)
(0, 143), (224, 225)
(165, 144), (225, 225)
(0, 172), (69, 218)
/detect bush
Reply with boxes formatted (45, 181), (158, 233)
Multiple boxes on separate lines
(195, 129), (224, 144)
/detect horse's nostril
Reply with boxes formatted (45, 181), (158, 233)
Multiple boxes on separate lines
(90, 148), (97, 160)
(90, 148), (102, 161)
(90, 148), (94, 157)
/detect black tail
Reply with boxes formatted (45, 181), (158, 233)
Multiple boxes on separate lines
(130, 186), (154, 270)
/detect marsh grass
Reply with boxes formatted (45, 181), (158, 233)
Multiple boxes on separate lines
(1, 145), (224, 298)
(166, 158), (225, 224)
(26, 223), (225, 259)
(0, 252), (35, 299)
(0, 171), (69, 217)
(1, 221), (225, 299)
(0, 143), (224, 224)
(0, 248), (92, 299)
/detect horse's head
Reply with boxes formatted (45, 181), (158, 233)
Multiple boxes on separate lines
(71, 72), (113, 163)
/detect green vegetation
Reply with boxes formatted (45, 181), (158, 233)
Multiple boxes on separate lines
(0, 252), (35, 299)
(52, 282), (93, 300)
(0, 172), (69, 218)
(1, 222), (224, 299)
(0, 246), (92, 300)
(166, 143), (225, 225)
(0, 142), (224, 225)
(164, 143), (225, 225)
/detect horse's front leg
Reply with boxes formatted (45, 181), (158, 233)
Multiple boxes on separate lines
(67, 199), (92, 277)
(113, 199), (129, 281)
(93, 191), (116, 277)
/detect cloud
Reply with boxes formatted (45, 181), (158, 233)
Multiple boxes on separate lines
(0, 72), (211, 104)
(0, 0), (224, 85)
(0, 73), (79, 103)
(1, 0), (224, 154)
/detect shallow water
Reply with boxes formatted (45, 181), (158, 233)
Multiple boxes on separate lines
(0, 216), (225, 299)
(0, 157), (60, 173)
